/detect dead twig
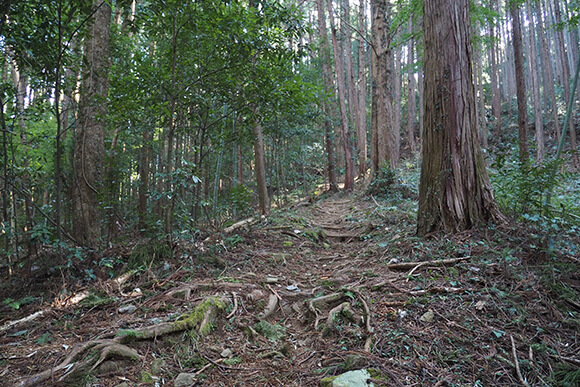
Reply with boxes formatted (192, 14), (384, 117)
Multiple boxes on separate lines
(510, 335), (529, 386)
(387, 256), (471, 271)
(226, 292), (238, 319)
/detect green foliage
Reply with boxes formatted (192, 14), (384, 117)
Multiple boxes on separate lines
(368, 163), (397, 198)
(552, 363), (580, 387)
(491, 153), (578, 221)
(2, 296), (36, 310)
(230, 185), (254, 217)
(128, 241), (173, 270)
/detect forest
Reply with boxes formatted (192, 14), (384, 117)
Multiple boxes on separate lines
(1, 0), (579, 386)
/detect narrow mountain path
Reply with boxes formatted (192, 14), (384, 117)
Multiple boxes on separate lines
(2, 192), (576, 386)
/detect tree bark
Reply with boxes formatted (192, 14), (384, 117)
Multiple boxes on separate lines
(526, 2), (545, 163)
(553, 0), (578, 165)
(73, 0), (111, 246)
(490, 0), (501, 139)
(370, 0), (396, 178)
(316, 0), (338, 191)
(253, 119), (269, 215)
(327, 0), (354, 190)
(510, 3), (529, 163)
(406, 18), (417, 153)
(393, 31), (402, 164)
(356, 0), (367, 176)
(535, 0), (560, 142)
(417, 0), (504, 236)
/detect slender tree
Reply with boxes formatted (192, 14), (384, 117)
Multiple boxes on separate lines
(418, 0), (504, 235)
(356, 0), (368, 176)
(526, 2), (544, 163)
(406, 18), (417, 153)
(510, 1), (529, 162)
(316, 0), (338, 191)
(327, 0), (355, 190)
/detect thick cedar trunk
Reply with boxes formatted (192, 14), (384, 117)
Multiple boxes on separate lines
(510, 4), (529, 162)
(357, 0), (367, 176)
(253, 120), (269, 215)
(418, 0), (504, 236)
(406, 19), (417, 153)
(316, 0), (338, 191)
(73, 0), (111, 246)
(526, 2), (545, 163)
(370, 0), (396, 177)
(327, 0), (354, 190)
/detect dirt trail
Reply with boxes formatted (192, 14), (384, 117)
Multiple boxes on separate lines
(1, 192), (577, 386)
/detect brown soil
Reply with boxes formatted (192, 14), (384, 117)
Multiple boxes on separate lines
(1, 192), (579, 386)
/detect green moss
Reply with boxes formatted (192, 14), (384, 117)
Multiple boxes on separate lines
(320, 375), (338, 387)
(175, 297), (227, 337)
(139, 371), (154, 383)
(116, 330), (146, 341)
(253, 321), (286, 342)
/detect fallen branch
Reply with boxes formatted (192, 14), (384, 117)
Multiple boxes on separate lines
(224, 217), (257, 233)
(386, 256), (471, 271)
(0, 310), (47, 335)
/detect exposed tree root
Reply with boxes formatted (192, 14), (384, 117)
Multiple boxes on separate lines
(15, 296), (228, 387)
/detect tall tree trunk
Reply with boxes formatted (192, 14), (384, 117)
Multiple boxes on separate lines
(553, 0), (579, 165)
(343, 0), (358, 139)
(138, 124), (152, 234)
(357, 0), (368, 176)
(393, 32), (402, 164)
(418, 0), (504, 235)
(316, 0), (338, 191)
(535, 0), (560, 142)
(327, 0), (355, 190)
(370, 0), (396, 178)
(73, 0), (111, 246)
(526, 2), (545, 163)
(510, 3), (529, 162)
(475, 48), (487, 148)
(9, 62), (36, 258)
(406, 18), (417, 153)
(253, 119), (269, 215)
(490, 0), (501, 139)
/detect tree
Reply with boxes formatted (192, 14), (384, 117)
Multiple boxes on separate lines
(370, 0), (396, 178)
(417, 0), (504, 235)
(510, 1), (529, 162)
(72, 0), (111, 246)
(356, 0), (368, 176)
(316, 0), (338, 191)
(327, 0), (355, 190)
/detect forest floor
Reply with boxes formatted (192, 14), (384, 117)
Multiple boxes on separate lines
(1, 186), (580, 386)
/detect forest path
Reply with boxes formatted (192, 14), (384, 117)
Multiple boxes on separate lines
(2, 192), (576, 386)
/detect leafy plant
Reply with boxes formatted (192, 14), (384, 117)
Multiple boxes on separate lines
(230, 184), (254, 211)
(2, 296), (36, 310)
